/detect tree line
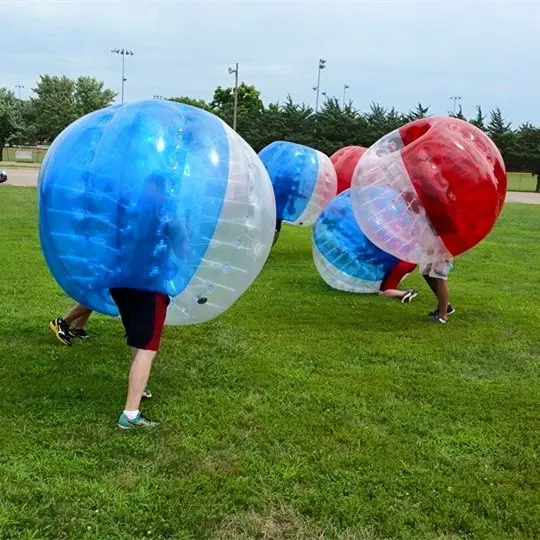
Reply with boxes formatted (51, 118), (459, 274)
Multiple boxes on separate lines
(1, 75), (539, 191)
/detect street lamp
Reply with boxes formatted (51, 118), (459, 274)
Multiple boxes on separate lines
(314, 58), (326, 114)
(342, 84), (350, 107)
(228, 63), (239, 131)
(15, 85), (24, 99)
(449, 95), (462, 115)
(111, 48), (134, 103)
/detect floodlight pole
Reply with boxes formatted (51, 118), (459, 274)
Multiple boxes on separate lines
(228, 63), (239, 131)
(342, 84), (349, 108)
(450, 95), (462, 115)
(111, 48), (134, 103)
(314, 58), (326, 114)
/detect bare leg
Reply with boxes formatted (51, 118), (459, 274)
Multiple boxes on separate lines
(435, 280), (449, 320)
(124, 349), (156, 411)
(422, 275), (438, 296)
(379, 289), (406, 300)
(71, 311), (92, 329)
(63, 303), (92, 325)
(423, 276), (449, 320)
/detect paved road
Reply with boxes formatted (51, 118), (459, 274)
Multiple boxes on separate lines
(2, 167), (540, 205)
(505, 191), (540, 205)
(3, 167), (39, 187)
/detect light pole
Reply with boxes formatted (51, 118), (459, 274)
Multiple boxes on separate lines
(342, 84), (350, 107)
(314, 58), (326, 114)
(228, 63), (239, 131)
(111, 48), (134, 103)
(15, 85), (24, 99)
(450, 96), (462, 115)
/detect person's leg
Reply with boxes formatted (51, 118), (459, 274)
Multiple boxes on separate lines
(379, 289), (406, 299)
(423, 275), (449, 320)
(421, 260), (453, 320)
(115, 290), (168, 429)
(71, 311), (92, 330)
(129, 346), (152, 398)
(422, 274), (438, 296)
(124, 349), (157, 411)
(434, 279), (449, 320)
(49, 303), (91, 346)
(272, 219), (283, 247)
(63, 303), (92, 325)
(379, 261), (418, 302)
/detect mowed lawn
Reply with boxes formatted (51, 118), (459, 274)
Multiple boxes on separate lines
(0, 186), (539, 540)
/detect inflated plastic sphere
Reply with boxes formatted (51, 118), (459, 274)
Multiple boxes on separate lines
(312, 189), (401, 293)
(330, 146), (366, 194)
(39, 100), (276, 325)
(351, 117), (507, 263)
(259, 141), (337, 226)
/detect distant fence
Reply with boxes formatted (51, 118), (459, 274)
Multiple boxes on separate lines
(3, 146), (48, 163)
(507, 172), (538, 193)
(1, 146), (538, 193)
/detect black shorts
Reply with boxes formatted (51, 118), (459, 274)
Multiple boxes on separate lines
(109, 288), (170, 351)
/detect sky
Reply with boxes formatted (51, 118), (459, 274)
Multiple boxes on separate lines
(1, 0), (538, 125)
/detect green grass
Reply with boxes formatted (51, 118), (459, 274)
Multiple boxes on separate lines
(1, 186), (540, 540)
(507, 172), (538, 192)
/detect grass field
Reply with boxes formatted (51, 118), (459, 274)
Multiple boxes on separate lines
(0, 187), (539, 539)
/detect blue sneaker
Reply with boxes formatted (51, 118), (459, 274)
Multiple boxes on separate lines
(117, 413), (158, 430)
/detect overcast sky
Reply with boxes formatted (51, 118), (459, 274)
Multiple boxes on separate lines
(1, 0), (538, 125)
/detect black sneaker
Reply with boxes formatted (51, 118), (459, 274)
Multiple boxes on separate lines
(401, 289), (418, 304)
(431, 316), (448, 324)
(429, 304), (455, 317)
(69, 328), (89, 339)
(49, 318), (72, 346)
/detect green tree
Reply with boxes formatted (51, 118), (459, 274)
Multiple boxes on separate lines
(449, 104), (466, 120)
(0, 88), (24, 161)
(487, 108), (516, 169)
(469, 105), (486, 131)
(487, 108), (512, 140)
(169, 96), (212, 112)
(316, 98), (366, 155)
(211, 83), (263, 128)
(514, 123), (540, 192)
(32, 75), (116, 142)
(74, 76), (116, 116)
(365, 103), (392, 145)
(407, 102), (430, 121)
(32, 75), (78, 141)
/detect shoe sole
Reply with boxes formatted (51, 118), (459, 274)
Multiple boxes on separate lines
(117, 422), (158, 429)
(428, 308), (456, 317)
(49, 321), (72, 346)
